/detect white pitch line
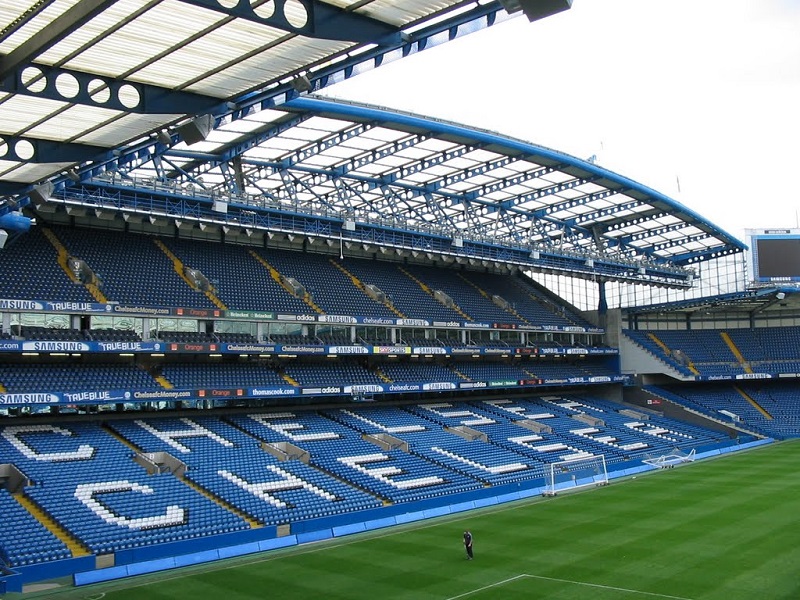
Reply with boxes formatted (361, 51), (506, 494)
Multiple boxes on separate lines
(522, 574), (696, 600)
(444, 574), (528, 600)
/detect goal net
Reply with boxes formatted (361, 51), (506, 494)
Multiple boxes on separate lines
(543, 454), (609, 496)
(642, 448), (696, 469)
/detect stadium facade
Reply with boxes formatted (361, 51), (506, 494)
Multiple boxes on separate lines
(0, 0), (797, 592)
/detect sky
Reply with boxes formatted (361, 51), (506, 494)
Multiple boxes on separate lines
(321, 0), (800, 245)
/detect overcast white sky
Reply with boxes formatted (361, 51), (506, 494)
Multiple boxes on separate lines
(322, 0), (800, 245)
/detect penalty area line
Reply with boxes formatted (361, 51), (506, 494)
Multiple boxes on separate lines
(444, 574), (528, 600)
(443, 573), (696, 600)
(523, 574), (696, 600)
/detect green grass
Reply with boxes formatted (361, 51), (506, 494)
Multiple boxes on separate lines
(20, 440), (800, 600)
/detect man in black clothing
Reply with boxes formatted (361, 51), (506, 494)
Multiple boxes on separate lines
(463, 530), (473, 560)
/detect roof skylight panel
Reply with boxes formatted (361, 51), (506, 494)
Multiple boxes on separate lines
(461, 173), (494, 187)
(552, 187), (583, 200)
(414, 138), (458, 152)
(43, 0), (207, 71)
(362, 0), (460, 27)
(261, 136), (307, 151)
(395, 146), (435, 160)
(539, 170), (576, 185)
(376, 155), (412, 168)
(75, 112), (182, 146)
(419, 164), (457, 178)
(0, 95), (70, 134)
(298, 154), (344, 168)
(361, 127), (409, 142)
(219, 119), (265, 134)
(205, 130), (244, 144)
(0, 0), (88, 55)
(439, 181), (474, 193)
(341, 136), (386, 151)
(242, 146), (288, 160)
(441, 156), (478, 170)
(462, 148), (501, 162)
(302, 116), (355, 132)
(574, 181), (606, 194)
(483, 166), (518, 180)
(402, 172), (439, 184)
(25, 104), (124, 140)
(316, 145), (362, 160)
(350, 163), (393, 176)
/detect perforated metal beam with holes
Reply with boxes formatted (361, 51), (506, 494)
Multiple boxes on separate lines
(0, 64), (221, 114)
(179, 0), (399, 42)
(0, 135), (107, 163)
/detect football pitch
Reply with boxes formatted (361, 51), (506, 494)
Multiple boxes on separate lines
(20, 440), (800, 600)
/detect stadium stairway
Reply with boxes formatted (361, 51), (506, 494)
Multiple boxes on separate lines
(13, 492), (91, 558)
(647, 332), (700, 376)
(280, 371), (300, 386)
(154, 240), (227, 310)
(374, 368), (393, 384)
(329, 259), (406, 318)
(734, 386), (773, 420)
(397, 266), (472, 321)
(181, 475), (262, 529)
(42, 228), (107, 303)
(720, 332), (753, 374)
(154, 374), (174, 389)
(247, 249), (323, 314)
(455, 273), (530, 325)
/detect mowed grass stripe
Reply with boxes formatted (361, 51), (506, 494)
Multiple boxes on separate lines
(19, 440), (800, 600)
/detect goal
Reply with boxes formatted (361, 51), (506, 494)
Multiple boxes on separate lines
(543, 454), (609, 496)
(642, 448), (696, 469)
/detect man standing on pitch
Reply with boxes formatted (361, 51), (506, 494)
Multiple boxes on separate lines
(463, 530), (473, 560)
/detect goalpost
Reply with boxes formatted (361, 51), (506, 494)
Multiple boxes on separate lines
(543, 454), (609, 496)
(642, 448), (696, 469)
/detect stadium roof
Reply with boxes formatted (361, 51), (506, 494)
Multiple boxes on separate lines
(0, 0), (746, 288)
(624, 287), (800, 317)
(0, 0), (520, 194)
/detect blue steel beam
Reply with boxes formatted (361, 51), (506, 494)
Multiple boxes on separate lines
(0, 135), (106, 163)
(614, 221), (702, 245)
(0, 3), (510, 210)
(662, 246), (740, 266)
(178, 0), (399, 42)
(51, 182), (694, 285)
(1, 63), (221, 114)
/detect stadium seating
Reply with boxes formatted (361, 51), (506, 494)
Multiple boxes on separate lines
(0, 227), (95, 303)
(51, 226), (217, 309)
(0, 363), (160, 392)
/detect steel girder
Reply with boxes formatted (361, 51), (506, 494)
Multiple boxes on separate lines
(0, 1), (510, 210)
(178, 0), (399, 43)
(0, 63), (221, 115)
(50, 180), (694, 286)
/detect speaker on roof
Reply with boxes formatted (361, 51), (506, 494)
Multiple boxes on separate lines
(499, 0), (572, 22)
(177, 115), (214, 145)
(29, 181), (54, 204)
(0, 229), (7, 250)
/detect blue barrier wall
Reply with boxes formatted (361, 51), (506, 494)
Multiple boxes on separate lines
(9, 437), (768, 589)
